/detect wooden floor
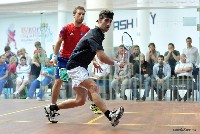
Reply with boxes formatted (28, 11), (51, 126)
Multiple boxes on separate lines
(0, 99), (200, 134)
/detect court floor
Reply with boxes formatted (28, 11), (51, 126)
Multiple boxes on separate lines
(0, 99), (200, 134)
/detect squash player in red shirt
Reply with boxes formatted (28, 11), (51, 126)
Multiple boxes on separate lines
(48, 6), (101, 121)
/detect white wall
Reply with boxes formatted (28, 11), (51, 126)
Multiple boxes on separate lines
(113, 8), (199, 55)
(0, 8), (199, 58)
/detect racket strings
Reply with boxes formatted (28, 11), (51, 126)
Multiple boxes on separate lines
(122, 33), (133, 51)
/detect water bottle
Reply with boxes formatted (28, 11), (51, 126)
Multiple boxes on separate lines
(121, 54), (125, 62)
(4, 88), (11, 99)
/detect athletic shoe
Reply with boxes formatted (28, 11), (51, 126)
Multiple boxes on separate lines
(93, 107), (102, 114)
(44, 105), (60, 123)
(13, 92), (19, 99)
(90, 104), (102, 114)
(36, 97), (42, 101)
(109, 106), (124, 127)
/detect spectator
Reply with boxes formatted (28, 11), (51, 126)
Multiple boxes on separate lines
(111, 62), (132, 100)
(146, 43), (160, 69)
(16, 49), (22, 64)
(164, 43), (180, 76)
(113, 44), (128, 62)
(91, 59), (110, 100)
(33, 41), (46, 54)
(182, 37), (199, 79)
(153, 55), (171, 101)
(20, 48), (32, 65)
(27, 58), (55, 100)
(174, 54), (193, 102)
(129, 45), (145, 76)
(4, 45), (17, 64)
(0, 55), (9, 95)
(6, 56), (17, 93)
(50, 45), (60, 61)
(13, 56), (31, 98)
(130, 54), (152, 101)
(30, 46), (47, 83)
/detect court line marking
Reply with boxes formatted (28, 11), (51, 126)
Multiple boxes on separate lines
(86, 114), (104, 124)
(85, 111), (200, 125)
(0, 105), (46, 117)
(124, 112), (200, 115)
(1, 120), (200, 127)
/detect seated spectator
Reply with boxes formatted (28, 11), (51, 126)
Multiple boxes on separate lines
(0, 55), (9, 95)
(146, 43), (160, 69)
(34, 41), (46, 54)
(20, 48), (32, 65)
(113, 44), (128, 62)
(9, 56), (17, 76)
(30, 46), (47, 82)
(164, 43), (180, 76)
(27, 58), (55, 100)
(174, 54), (193, 102)
(128, 45), (145, 100)
(153, 55), (171, 101)
(50, 45), (60, 61)
(4, 45), (17, 64)
(13, 56), (31, 98)
(111, 61), (132, 100)
(129, 45), (145, 75)
(8, 56), (17, 91)
(16, 49), (22, 64)
(130, 55), (152, 101)
(91, 59), (110, 100)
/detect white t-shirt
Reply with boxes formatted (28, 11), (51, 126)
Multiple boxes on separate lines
(16, 64), (31, 79)
(175, 62), (193, 77)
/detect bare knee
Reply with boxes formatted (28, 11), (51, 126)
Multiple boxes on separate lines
(88, 83), (98, 93)
(75, 98), (85, 106)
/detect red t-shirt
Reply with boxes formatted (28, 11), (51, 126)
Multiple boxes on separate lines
(59, 23), (90, 58)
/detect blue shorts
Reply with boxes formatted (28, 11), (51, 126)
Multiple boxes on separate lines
(55, 57), (69, 79)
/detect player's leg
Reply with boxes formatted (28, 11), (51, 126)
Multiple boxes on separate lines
(44, 86), (87, 123)
(80, 78), (124, 127)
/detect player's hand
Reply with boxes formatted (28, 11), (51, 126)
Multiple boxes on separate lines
(119, 61), (125, 68)
(93, 61), (103, 73)
(50, 57), (57, 66)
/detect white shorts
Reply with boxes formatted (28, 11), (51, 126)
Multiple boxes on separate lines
(67, 66), (89, 89)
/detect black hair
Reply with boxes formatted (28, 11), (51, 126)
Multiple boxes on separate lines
(4, 46), (11, 52)
(20, 56), (26, 60)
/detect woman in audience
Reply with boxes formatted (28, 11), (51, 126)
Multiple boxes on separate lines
(27, 58), (55, 100)
(20, 48), (32, 65)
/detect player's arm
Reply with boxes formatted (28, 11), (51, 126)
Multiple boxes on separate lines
(96, 50), (123, 67)
(51, 37), (63, 65)
(54, 37), (63, 55)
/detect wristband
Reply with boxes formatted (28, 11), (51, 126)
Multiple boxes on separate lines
(113, 61), (120, 66)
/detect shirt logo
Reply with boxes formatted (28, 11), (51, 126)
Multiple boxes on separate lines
(70, 33), (74, 36)
(80, 32), (84, 36)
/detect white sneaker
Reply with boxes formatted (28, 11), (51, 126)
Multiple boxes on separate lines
(13, 92), (19, 99)
(36, 97), (42, 101)
(109, 107), (124, 127)
(26, 97), (30, 99)
(44, 105), (60, 123)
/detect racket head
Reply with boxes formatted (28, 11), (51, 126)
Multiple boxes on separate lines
(121, 32), (133, 51)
